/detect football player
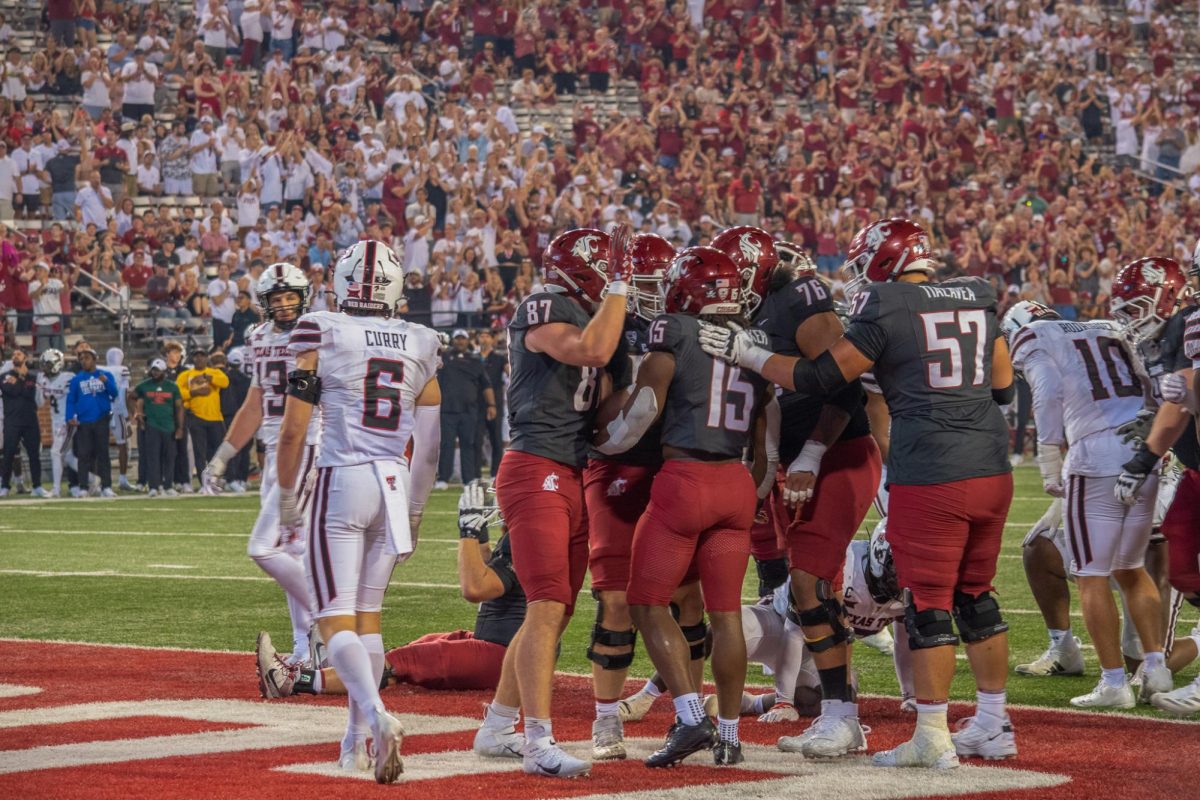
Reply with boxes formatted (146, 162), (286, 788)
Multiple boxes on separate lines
(1013, 498), (1086, 677)
(717, 227), (882, 757)
(842, 522), (912, 709)
(203, 263), (321, 669)
(583, 232), (675, 761)
(473, 226), (631, 779)
(35, 349), (76, 497)
(102, 347), (134, 492)
(276, 240), (442, 784)
(702, 218), (1016, 769)
(596, 246), (775, 767)
(1004, 300), (1168, 707)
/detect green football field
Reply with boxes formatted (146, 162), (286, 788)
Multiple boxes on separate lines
(0, 466), (1194, 716)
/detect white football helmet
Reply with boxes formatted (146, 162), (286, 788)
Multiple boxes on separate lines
(256, 262), (310, 330)
(775, 240), (817, 275)
(866, 520), (900, 604)
(333, 240), (404, 317)
(226, 346), (252, 378)
(1000, 300), (1060, 342)
(40, 348), (64, 376)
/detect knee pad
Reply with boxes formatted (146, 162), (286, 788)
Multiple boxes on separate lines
(904, 597), (960, 650)
(680, 621), (708, 660)
(789, 581), (850, 653)
(952, 591), (1009, 643)
(586, 624), (637, 670)
(755, 556), (789, 596)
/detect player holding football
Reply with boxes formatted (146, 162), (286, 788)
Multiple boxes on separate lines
(1105, 255), (1200, 714)
(596, 246), (775, 767)
(473, 226), (631, 779)
(276, 240), (442, 784)
(202, 263), (322, 669)
(716, 227), (882, 756)
(702, 218), (1016, 769)
(583, 232), (675, 761)
(35, 349), (76, 497)
(1003, 300), (1168, 708)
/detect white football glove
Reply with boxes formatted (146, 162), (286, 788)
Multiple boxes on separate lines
(201, 441), (238, 495)
(1160, 372), (1197, 412)
(1116, 409), (1155, 447)
(1036, 447), (1064, 498)
(697, 320), (771, 371)
(1114, 470), (1148, 506)
(279, 486), (303, 529)
(783, 440), (827, 507)
(458, 479), (491, 542)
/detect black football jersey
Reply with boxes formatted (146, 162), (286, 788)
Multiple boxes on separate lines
(473, 533), (526, 647)
(590, 316), (664, 466)
(1135, 304), (1200, 470)
(647, 313), (770, 459)
(842, 277), (1010, 485)
(507, 291), (602, 467)
(755, 274), (871, 462)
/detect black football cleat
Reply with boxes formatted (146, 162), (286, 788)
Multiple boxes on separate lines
(645, 719), (718, 768)
(713, 741), (744, 766)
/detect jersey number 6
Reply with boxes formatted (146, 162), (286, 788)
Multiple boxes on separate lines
(362, 357), (405, 431)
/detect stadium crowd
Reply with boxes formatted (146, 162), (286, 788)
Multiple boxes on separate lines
(0, 0), (1199, 352)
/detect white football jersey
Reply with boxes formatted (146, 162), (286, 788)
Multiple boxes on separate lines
(108, 364), (131, 417)
(842, 540), (904, 637)
(288, 311), (441, 469)
(247, 322), (321, 447)
(1011, 319), (1144, 476)
(37, 371), (75, 427)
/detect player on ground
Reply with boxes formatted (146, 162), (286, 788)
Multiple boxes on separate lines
(473, 226), (632, 779)
(717, 227), (882, 757)
(276, 240), (442, 784)
(203, 263), (321, 668)
(35, 349), (76, 497)
(1003, 300), (1167, 707)
(596, 246), (775, 767)
(702, 218), (1016, 769)
(1013, 498), (1086, 677)
(584, 232), (674, 761)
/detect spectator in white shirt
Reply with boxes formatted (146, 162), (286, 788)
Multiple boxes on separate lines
(269, 4), (296, 59)
(0, 49), (29, 103)
(189, 117), (221, 196)
(239, 0), (264, 68)
(201, 1), (237, 66)
(135, 151), (162, 196)
(0, 141), (16, 219)
(28, 263), (65, 351)
(119, 49), (158, 121)
(12, 134), (46, 219)
(404, 214), (434, 275)
(81, 55), (114, 120)
(75, 172), (114, 229)
(321, 9), (348, 51)
(207, 263), (237, 346)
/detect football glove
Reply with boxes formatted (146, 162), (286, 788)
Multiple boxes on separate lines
(201, 441), (238, 495)
(1036, 447), (1064, 498)
(458, 479), (491, 543)
(606, 222), (633, 287)
(1116, 409), (1155, 447)
(1115, 446), (1160, 506)
(783, 440), (827, 507)
(698, 320), (772, 371)
(280, 486), (303, 529)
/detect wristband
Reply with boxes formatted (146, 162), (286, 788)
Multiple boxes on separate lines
(1035, 447), (1062, 484)
(606, 279), (628, 297)
(1122, 446), (1161, 477)
(212, 439), (238, 468)
(788, 440), (828, 475)
(741, 346), (773, 373)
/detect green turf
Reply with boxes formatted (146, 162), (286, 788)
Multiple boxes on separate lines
(0, 467), (1194, 716)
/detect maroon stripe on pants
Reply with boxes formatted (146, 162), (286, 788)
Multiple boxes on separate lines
(1066, 475), (1084, 567)
(317, 467), (337, 605)
(1076, 475), (1093, 564)
(308, 468), (327, 609)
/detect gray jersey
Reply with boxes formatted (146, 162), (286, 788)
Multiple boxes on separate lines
(590, 315), (663, 465)
(842, 277), (1010, 485)
(507, 291), (601, 467)
(647, 313), (770, 459)
(1134, 305), (1200, 470)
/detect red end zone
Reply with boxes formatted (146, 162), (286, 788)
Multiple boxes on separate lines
(0, 639), (1194, 800)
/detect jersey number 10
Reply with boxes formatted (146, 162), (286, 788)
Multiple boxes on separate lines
(1071, 336), (1140, 400)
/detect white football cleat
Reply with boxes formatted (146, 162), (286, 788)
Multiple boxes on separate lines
(100, 487), (115, 498)
(31, 486), (47, 498)
(255, 631), (296, 698)
(1015, 637), (1084, 676)
(69, 487), (83, 498)
(338, 740), (374, 772)
(371, 709), (404, 784)
(473, 720), (524, 759)
(1150, 675), (1200, 718)
(591, 715), (626, 760)
(118, 476), (133, 491)
(872, 724), (960, 769)
(308, 623), (327, 668)
(800, 713), (867, 758)
(522, 736), (590, 778)
(1139, 664), (1173, 704)
(618, 688), (658, 722)
(900, 695), (917, 713)
(148, 489), (158, 498)
(952, 716), (1017, 760)
(49, 488), (60, 498)
(434, 481), (449, 491)
(859, 627), (895, 656)
(164, 488), (179, 497)
(758, 701), (799, 723)
(1070, 680), (1135, 709)
(778, 717), (822, 753)
(0, 488), (11, 498)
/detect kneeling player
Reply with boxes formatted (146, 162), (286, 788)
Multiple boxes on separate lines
(596, 246), (775, 767)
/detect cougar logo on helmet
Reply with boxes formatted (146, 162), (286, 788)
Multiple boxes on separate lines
(865, 222), (891, 253)
(1142, 263), (1166, 285)
(738, 232), (763, 264)
(572, 234), (600, 260)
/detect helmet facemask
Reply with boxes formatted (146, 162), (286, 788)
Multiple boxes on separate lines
(263, 288), (308, 330)
(1111, 291), (1166, 345)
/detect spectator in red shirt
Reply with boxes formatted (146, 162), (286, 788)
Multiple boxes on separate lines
(122, 251), (153, 297)
(583, 26), (616, 94)
(727, 169), (763, 226)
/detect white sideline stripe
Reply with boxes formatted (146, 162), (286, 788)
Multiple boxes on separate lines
(145, 564), (196, 570)
(0, 529), (465, 543)
(0, 569), (461, 590)
(0, 684), (42, 698)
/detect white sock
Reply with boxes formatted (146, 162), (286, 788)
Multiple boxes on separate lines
(717, 716), (739, 745)
(672, 692), (704, 726)
(1048, 628), (1070, 646)
(1102, 667), (1127, 688)
(916, 701), (949, 730)
(643, 680), (663, 698)
(288, 594), (311, 657)
(595, 700), (619, 719)
(1143, 651), (1165, 672)
(976, 689), (1006, 728)
(361, 633), (385, 690)
(325, 630), (383, 732)
(820, 698), (857, 718)
(748, 694), (766, 715)
(525, 716), (552, 746)
(487, 700), (520, 727)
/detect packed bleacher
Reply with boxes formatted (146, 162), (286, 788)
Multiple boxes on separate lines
(0, 0), (1199, 365)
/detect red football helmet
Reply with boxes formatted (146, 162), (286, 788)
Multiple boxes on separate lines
(542, 228), (610, 309)
(841, 218), (935, 300)
(711, 226), (778, 317)
(630, 233), (675, 320)
(1111, 257), (1192, 344)
(775, 240), (817, 275)
(661, 246), (744, 316)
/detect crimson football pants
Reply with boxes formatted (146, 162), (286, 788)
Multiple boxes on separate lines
(888, 473), (1013, 611)
(583, 459), (658, 592)
(495, 450), (588, 616)
(384, 630), (506, 691)
(626, 460), (756, 613)
(1162, 468), (1200, 595)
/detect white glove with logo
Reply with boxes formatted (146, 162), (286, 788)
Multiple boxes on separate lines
(1116, 409), (1155, 447)
(697, 320), (772, 372)
(1160, 372), (1198, 412)
(458, 479), (491, 542)
(201, 441), (238, 495)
